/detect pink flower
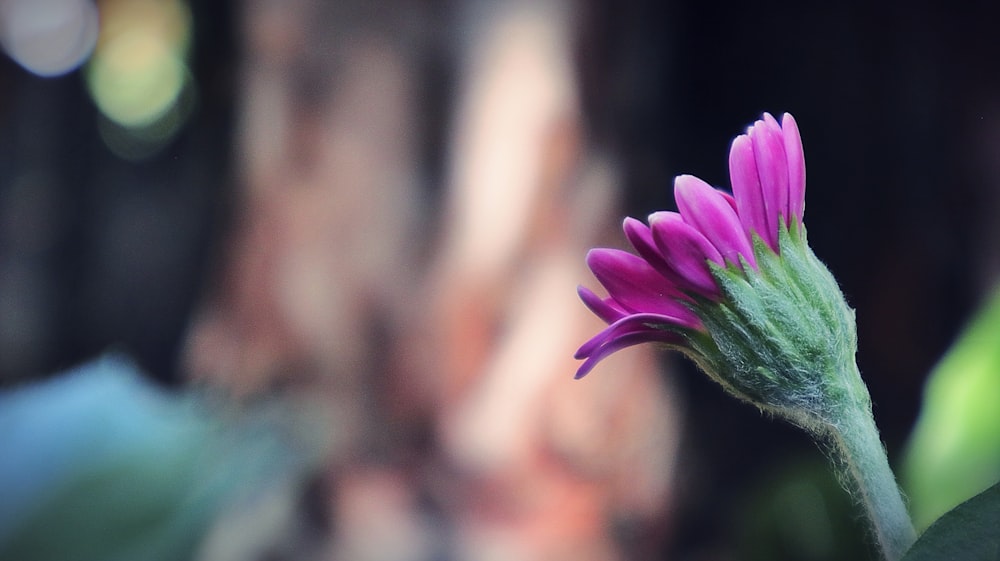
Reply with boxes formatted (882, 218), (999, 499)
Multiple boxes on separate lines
(575, 112), (805, 378)
(574, 114), (919, 561)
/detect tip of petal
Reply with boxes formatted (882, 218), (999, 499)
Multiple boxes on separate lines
(673, 174), (756, 269)
(577, 284), (627, 325)
(622, 216), (650, 246)
(584, 247), (611, 269)
(674, 174), (714, 198)
(623, 216), (644, 230)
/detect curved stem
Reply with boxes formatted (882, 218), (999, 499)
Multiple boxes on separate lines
(830, 396), (917, 560)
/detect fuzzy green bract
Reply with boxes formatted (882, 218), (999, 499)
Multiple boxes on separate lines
(687, 222), (865, 435)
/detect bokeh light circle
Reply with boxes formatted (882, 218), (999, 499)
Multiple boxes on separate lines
(0, 0), (99, 77)
(86, 30), (188, 128)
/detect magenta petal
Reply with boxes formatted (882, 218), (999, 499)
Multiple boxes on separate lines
(720, 191), (738, 213)
(648, 211), (723, 298)
(577, 285), (627, 324)
(574, 313), (686, 378)
(750, 115), (789, 246)
(622, 217), (667, 272)
(575, 331), (679, 379)
(586, 248), (700, 325)
(623, 217), (689, 288)
(729, 134), (773, 249)
(673, 175), (756, 269)
(782, 113), (806, 226)
(574, 312), (680, 359)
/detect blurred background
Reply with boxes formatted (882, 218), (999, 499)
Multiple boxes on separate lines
(2, 0), (1000, 560)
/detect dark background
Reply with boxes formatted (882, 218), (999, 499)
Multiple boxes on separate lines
(2, 1), (998, 559)
(0, 2), (236, 383)
(576, 2), (1000, 557)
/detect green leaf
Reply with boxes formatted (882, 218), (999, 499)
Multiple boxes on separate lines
(900, 480), (1000, 561)
(902, 284), (1000, 530)
(0, 354), (327, 561)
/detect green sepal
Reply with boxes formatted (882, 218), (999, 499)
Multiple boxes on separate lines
(678, 223), (918, 559)
(687, 222), (868, 434)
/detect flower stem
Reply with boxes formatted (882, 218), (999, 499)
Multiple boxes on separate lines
(829, 379), (917, 561)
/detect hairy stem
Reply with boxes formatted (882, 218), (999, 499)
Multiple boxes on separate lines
(829, 384), (917, 561)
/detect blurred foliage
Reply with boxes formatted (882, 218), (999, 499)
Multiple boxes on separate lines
(0, 354), (326, 561)
(902, 284), (1000, 531)
(734, 457), (875, 561)
(900, 480), (1000, 561)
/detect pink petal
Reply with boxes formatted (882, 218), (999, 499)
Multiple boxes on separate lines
(586, 248), (700, 325)
(574, 312), (682, 359)
(750, 115), (789, 246)
(575, 331), (678, 379)
(623, 217), (687, 288)
(720, 191), (738, 213)
(782, 112), (806, 226)
(577, 285), (627, 324)
(574, 313), (686, 378)
(673, 175), (756, 269)
(649, 211), (723, 298)
(729, 134), (773, 249)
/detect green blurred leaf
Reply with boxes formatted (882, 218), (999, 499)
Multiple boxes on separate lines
(903, 284), (1000, 530)
(0, 354), (327, 561)
(900, 481), (1000, 561)
(734, 457), (876, 561)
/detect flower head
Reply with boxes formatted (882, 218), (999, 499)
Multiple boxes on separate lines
(575, 113), (919, 561)
(575, 112), (858, 430)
